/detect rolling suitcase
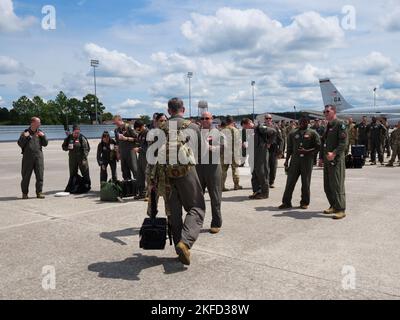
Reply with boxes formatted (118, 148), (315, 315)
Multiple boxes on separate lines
(351, 145), (366, 169)
(139, 189), (172, 250)
(351, 145), (366, 158)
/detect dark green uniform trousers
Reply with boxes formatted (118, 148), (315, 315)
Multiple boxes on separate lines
(282, 156), (313, 206)
(167, 168), (206, 248)
(137, 152), (147, 193)
(69, 156), (91, 185)
(268, 147), (278, 185)
(250, 151), (269, 196)
(100, 161), (117, 182)
(323, 157), (346, 211)
(21, 154), (44, 195)
(196, 164), (222, 228)
(120, 149), (138, 181)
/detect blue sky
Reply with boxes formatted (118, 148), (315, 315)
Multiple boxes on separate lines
(1, 0), (400, 117)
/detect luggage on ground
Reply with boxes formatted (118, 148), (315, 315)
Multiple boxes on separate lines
(351, 145), (366, 169)
(65, 174), (91, 194)
(100, 180), (122, 202)
(139, 188), (172, 250)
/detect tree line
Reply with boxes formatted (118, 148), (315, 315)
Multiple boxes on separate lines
(0, 92), (114, 125)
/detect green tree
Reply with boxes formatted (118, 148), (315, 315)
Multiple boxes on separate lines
(0, 107), (10, 123)
(102, 112), (113, 122)
(11, 96), (35, 124)
(54, 91), (68, 125)
(67, 98), (81, 125)
(140, 115), (151, 125)
(32, 96), (46, 120)
(80, 94), (105, 124)
(41, 100), (60, 125)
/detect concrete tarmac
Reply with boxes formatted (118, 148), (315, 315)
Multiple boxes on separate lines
(0, 139), (400, 299)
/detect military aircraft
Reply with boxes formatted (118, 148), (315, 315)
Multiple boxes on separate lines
(317, 78), (400, 126)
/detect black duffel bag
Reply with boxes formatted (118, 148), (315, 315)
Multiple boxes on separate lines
(65, 174), (91, 194)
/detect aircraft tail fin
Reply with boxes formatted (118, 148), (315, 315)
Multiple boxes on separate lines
(319, 78), (353, 111)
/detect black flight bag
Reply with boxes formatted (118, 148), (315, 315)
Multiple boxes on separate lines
(139, 189), (172, 250)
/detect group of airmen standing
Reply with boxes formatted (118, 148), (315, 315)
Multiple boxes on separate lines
(17, 100), (400, 266)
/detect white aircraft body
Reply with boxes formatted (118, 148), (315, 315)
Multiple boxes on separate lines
(317, 79), (400, 126)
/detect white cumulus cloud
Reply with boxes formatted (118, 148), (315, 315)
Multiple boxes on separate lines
(356, 52), (392, 75)
(0, 55), (34, 76)
(181, 7), (344, 57)
(84, 43), (154, 78)
(151, 52), (196, 74)
(0, 0), (36, 33)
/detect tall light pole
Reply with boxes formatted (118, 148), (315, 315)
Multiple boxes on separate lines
(91, 59), (99, 124)
(187, 72), (193, 119)
(251, 81), (255, 121)
(373, 87), (377, 108)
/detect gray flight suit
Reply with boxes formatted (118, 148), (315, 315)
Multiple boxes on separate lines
(18, 128), (48, 195)
(367, 122), (386, 163)
(196, 129), (222, 228)
(62, 134), (91, 186)
(266, 124), (283, 186)
(248, 125), (275, 196)
(114, 123), (139, 181)
(282, 128), (321, 206)
(321, 120), (347, 211)
(137, 128), (149, 195)
(163, 116), (206, 248)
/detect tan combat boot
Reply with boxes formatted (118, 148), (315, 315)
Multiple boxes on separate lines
(278, 203), (292, 209)
(22, 194), (28, 200)
(332, 211), (346, 220)
(300, 204), (308, 210)
(37, 193), (45, 199)
(233, 184), (243, 190)
(323, 207), (335, 214)
(210, 227), (221, 234)
(176, 241), (191, 265)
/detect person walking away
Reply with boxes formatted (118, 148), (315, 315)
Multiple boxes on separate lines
(153, 98), (205, 266)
